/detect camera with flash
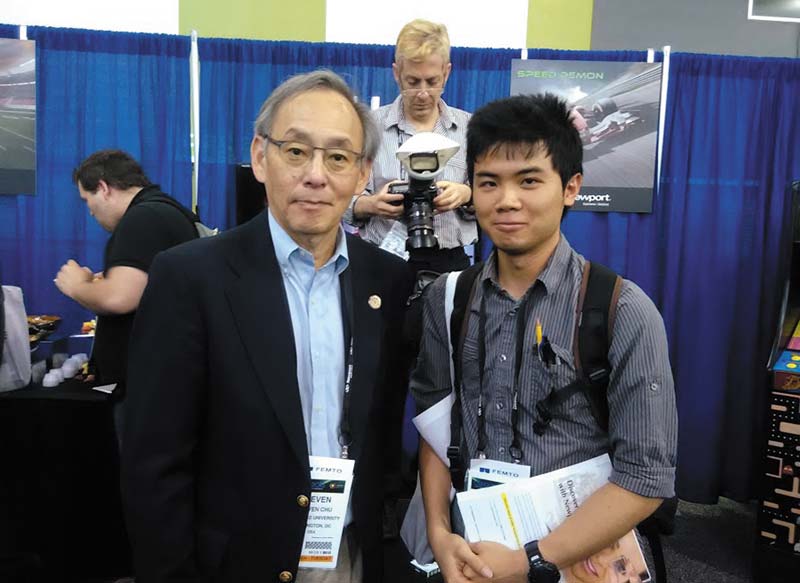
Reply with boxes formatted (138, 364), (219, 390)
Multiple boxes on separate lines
(388, 132), (460, 250)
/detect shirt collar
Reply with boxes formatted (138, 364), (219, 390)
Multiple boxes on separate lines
(481, 235), (572, 297)
(537, 236), (572, 294)
(385, 95), (457, 132)
(127, 184), (160, 208)
(268, 209), (349, 274)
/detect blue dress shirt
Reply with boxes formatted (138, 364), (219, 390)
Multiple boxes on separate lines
(268, 210), (349, 460)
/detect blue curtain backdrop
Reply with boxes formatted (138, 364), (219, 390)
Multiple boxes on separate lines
(446, 47), (520, 113)
(0, 27), (191, 334)
(0, 24), (17, 38)
(1, 24), (798, 502)
(654, 53), (800, 502)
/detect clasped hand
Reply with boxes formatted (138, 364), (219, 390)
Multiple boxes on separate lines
(432, 532), (529, 583)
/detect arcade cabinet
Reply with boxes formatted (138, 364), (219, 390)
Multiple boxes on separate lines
(755, 180), (800, 582)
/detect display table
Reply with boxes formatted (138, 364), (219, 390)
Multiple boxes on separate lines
(29, 334), (94, 371)
(0, 379), (131, 581)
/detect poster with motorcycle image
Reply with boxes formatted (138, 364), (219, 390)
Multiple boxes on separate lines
(510, 59), (663, 213)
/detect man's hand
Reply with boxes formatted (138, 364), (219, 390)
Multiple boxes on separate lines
(461, 541), (529, 583)
(54, 263), (148, 315)
(54, 259), (94, 299)
(434, 181), (472, 212)
(354, 181), (404, 219)
(430, 530), (494, 583)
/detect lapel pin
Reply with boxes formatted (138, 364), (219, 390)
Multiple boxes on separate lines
(368, 295), (382, 310)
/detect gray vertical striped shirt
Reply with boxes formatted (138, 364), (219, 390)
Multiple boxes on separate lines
(343, 96), (478, 249)
(411, 237), (677, 498)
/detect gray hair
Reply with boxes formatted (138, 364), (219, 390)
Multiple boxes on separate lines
(253, 69), (379, 161)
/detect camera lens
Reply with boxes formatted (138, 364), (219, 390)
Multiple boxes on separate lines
(406, 199), (438, 250)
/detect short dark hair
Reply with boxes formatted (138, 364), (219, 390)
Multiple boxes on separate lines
(466, 93), (583, 189)
(72, 149), (152, 192)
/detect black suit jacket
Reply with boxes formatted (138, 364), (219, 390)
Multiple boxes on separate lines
(122, 211), (413, 582)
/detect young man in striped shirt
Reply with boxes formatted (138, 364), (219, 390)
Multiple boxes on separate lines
(412, 94), (677, 583)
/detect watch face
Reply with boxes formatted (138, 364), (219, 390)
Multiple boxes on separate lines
(529, 561), (560, 583)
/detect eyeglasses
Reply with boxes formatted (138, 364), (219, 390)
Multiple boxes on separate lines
(401, 86), (444, 97)
(264, 135), (364, 174)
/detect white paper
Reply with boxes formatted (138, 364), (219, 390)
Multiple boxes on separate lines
(412, 392), (455, 466)
(298, 456), (355, 570)
(90, 383), (117, 394)
(410, 559), (441, 577)
(457, 454), (613, 549)
(456, 454), (650, 582)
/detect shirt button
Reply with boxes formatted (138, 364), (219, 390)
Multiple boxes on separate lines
(499, 354), (507, 362)
(498, 447), (506, 454)
(649, 382), (660, 392)
(279, 571), (294, 582)
(496, 402), (504, 410)
(297, 495), (309, 508)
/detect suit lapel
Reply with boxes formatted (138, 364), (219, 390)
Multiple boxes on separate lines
(224, 213), (309, 468)
(346, 239), (386, 462)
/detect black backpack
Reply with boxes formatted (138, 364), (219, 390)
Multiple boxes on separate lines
(445, 260), (675, 583)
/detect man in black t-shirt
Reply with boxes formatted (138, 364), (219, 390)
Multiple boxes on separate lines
(54, 150), (198, 389)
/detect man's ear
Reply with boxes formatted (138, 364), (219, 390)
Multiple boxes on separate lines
(250, 135), (268, 184)
(355, 159), (373, 195)
(392, 61), (401, 85)
(563, 173), (583, 208)
(443, 61), (452, 85)
(96, 180), (111, 200)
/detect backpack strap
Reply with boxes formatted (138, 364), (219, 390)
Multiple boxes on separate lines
(143, 194), (211, 238)
(445, 263), (482, 491)
(576, 262), (679, 564)
(573, 261), (622, 432)
(535, 260), (622, 434)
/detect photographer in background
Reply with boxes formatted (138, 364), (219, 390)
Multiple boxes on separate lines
(344, 18), (476, 275)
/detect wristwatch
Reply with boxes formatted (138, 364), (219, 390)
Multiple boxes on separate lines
(524, 540), (560, 583)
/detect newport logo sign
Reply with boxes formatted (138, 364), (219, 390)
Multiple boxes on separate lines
(574, 189), (653, 213)
(575, 194), (611, 204)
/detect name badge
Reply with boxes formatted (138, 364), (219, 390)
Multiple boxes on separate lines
(466, 458), (531, 491)
(299, 456), (355, 570)
(378, 221), (410, 261)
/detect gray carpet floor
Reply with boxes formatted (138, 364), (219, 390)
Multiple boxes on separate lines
(663, 498), (756, 583)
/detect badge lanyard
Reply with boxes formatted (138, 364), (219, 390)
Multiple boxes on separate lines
(476, 290), (534, 463)
(338, 271), (355, 459)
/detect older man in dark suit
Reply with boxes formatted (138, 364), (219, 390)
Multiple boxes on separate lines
(121, 70), (413, 583)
